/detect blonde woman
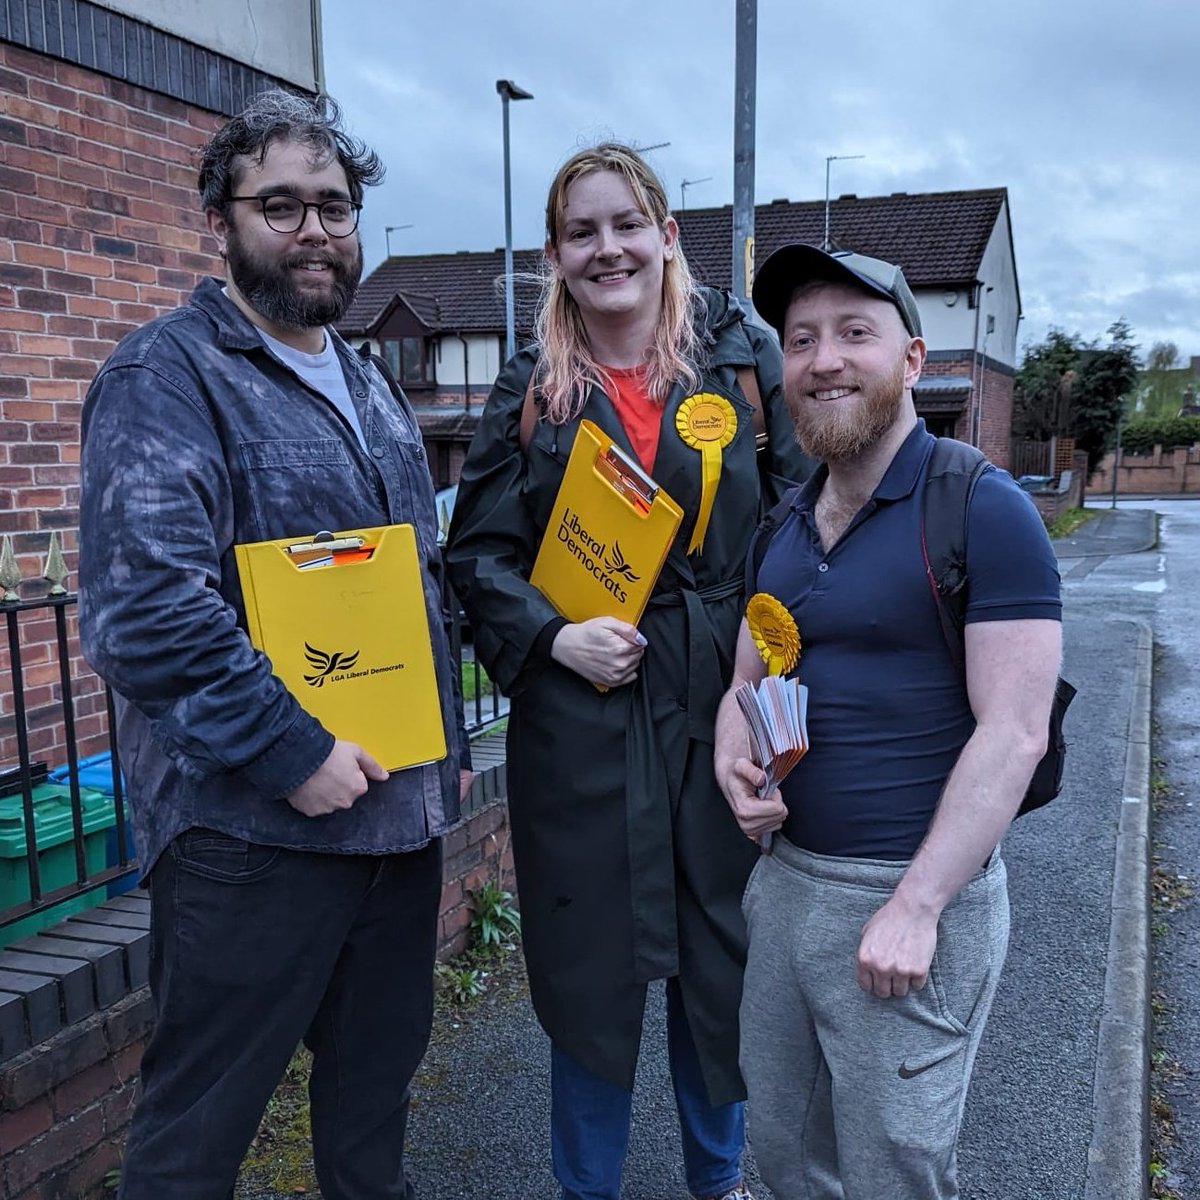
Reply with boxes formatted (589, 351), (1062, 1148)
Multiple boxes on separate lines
(446, 144), (812, 1200)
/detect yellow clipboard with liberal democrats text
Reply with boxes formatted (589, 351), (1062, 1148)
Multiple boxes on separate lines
(235, 524), (446, 772)
(530, 420), (683, 626)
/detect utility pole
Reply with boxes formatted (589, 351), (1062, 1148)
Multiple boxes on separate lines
(731, 0), (756, 305)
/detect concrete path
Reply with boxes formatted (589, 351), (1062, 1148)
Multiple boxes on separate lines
(239, 506), (1162, 1200)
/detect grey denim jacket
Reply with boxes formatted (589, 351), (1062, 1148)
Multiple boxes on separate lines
(79, 277), (463, 878)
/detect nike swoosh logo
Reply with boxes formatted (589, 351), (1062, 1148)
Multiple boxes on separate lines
(898, 1050), (959, 1079)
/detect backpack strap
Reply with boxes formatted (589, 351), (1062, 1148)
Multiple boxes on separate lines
(518, 371), (540, 452)
(744, 486), (804, 596)
(734, 365), (768, 451)
(920, 437), (992, 673)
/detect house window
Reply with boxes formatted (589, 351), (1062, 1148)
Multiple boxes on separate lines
(381, 337), (434, 387)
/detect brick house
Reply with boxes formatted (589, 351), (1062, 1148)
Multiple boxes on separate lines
(339, 187), (1023, 481)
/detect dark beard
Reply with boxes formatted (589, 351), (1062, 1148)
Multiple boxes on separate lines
(225, 228), (363, 330)
(786, 353), (907, 462)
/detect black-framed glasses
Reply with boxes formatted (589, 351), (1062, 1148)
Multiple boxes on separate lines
(229, 194), (362, 238)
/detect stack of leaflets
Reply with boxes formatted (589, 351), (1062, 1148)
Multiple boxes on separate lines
(735, 674), (810, 794)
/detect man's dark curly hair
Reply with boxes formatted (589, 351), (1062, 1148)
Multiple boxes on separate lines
(198, 89), (385, 212)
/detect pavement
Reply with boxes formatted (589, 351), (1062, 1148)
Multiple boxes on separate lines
(237, 506), (1163, 1200)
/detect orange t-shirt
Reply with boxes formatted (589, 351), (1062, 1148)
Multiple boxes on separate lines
(603, 365), (661, 474)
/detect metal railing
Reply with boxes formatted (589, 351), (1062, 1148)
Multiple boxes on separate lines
(0, 538), (506, 937)
(0, 532), (133, 937)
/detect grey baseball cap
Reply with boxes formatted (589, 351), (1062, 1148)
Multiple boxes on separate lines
(752, 244), (922, 339)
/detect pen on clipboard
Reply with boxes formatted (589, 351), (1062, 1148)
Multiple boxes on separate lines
(596, 445), (656, 514)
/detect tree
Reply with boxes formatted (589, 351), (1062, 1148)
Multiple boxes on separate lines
(1013, 328), (1083, 440)
(1071, 320), (1140, 473)
(1015, 321), (1140, 475)
(1135, 340), (1194, 419)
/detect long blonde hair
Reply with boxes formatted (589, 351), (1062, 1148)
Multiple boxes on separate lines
(535, 143), (703, 423)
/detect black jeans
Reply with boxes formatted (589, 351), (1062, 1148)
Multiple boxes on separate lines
(118, 830), (443, 1200)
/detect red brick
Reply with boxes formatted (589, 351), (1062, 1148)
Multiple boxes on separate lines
(14, 196), (70, 226)
(3, 45), (60, 82)
(0, 217), (43, 242)
(67, 340), (115, 362)
(51, 1060), (118, 1121)
(0, 310), (47, 332)
(2, 144), (60, 178)
(439, 879), (463, 913)
(33, 466), (79, 486)
(0, 375), (28, 398)
(63, 254), (112, 279)
(93, 279), (137, 302)
(41, 226), (88, 253)
(75, 139), (123, 170)
(104, 170), (153, 201)
(16, 289), (67, 314)
(0, 264), (44, 288)
(46, 316), (94, 338)
(0, 66), (30, 96)
(0, 1100), (52, 1155)
(58, 157), (103, 188)
(13, 245), (66, 271)
(0, 165), (37, 195)
(10, 444), (58, 465)
(3, 1108), (105, 1194)
(66, 296), (112, 319)
(28, 126), (77, 158)
(3, 401), (55, 421)
(112, 259), (155, 284)
(0, 354), (51, 377)
(50, 359), (96, 380)
(18, 335), (71, 357)
(30, 380), (83, 401)
(67, 208), (115, 235)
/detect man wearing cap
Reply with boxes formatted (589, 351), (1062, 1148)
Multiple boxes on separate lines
(714, 246), (1061, 1198)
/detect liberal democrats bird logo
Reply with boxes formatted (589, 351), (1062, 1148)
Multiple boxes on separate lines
(303, 642), (359, 687)
(603, 541), (640, 583)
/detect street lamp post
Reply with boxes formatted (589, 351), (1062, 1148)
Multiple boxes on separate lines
(731, 0), (757, 305)
(823, 154), (865, 251)
(496, 79), (533, 362)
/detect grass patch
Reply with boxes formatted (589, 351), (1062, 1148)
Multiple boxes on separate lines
(1046, 507), (1098, 538)
(461, 660), (493, 702)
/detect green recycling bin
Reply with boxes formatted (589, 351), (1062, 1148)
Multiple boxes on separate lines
(0, 780), (115, 949)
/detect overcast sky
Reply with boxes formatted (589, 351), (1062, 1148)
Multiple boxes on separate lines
(320, 0), (1198, 361)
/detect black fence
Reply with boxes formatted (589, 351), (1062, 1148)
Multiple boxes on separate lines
(0, 554), (505, 939)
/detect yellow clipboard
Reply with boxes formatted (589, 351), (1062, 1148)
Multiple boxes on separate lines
(530, 420), (683, 626)
(235, 524), (446, 772)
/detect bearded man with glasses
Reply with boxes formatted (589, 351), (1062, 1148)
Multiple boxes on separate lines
(78, 89), (472, 1200)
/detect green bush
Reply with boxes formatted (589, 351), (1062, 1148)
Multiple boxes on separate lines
(1121, 415), (1200, 454)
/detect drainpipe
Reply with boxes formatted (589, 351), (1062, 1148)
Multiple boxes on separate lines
(453, 332), (470, 413)
(969, 280), (983, 447)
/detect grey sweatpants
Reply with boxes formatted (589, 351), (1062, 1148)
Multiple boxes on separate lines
(739, 838), (1009, 1200)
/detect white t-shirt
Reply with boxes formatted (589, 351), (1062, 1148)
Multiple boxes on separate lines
(256, 326), (368, 452)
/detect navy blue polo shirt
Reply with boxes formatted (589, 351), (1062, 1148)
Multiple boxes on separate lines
(754, 420), (1061, 859)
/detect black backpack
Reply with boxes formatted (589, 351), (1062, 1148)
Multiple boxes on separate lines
(748, 437), (1075, 818)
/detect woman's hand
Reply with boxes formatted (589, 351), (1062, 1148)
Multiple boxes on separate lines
(551, 617), (647, 688)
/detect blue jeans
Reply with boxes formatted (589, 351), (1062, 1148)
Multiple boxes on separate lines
(118, 831), (442, 1200)
(551, 978), (745, 1200)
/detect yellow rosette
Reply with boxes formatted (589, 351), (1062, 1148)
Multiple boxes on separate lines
(675, 392), (737, 554)
(746, 592), (800, 675)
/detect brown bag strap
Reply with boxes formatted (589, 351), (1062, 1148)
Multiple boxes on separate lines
(519, 371), (539, 452)
(735, 365), (768, 451)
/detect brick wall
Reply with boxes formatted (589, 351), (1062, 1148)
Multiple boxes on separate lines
(1, 989), (150, 1200)
(0, 42), (223, 767)
(1086, 444), (1200, 497)
(917, 356), (1014, 469)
